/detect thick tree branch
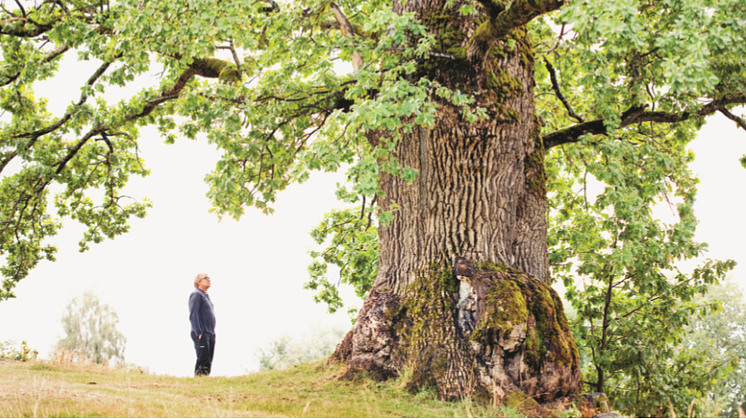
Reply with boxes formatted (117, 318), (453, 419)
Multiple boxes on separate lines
(42, 58), (237, 185)
(474, 0), (505, 17)
(493, 0), (565, 37)
(128, 57), (238, 120)
(471, 0), (565, 45)
(544, 94), (746, 149)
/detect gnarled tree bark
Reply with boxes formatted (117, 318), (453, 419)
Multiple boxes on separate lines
(334, 0), (582, 403)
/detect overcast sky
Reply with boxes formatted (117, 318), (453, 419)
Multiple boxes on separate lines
(0, 53), (744, 377)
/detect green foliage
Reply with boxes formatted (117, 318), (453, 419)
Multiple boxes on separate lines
(304, 201), (378, 317)
(255, 326), (347, 371)
(546, 0), (746, 129)
(0, 340), (38, 361)
(546, 121), (736, 416)
(57, 291), (126, 365)
(1, 0), (744, 308)
(472, 273), (529, 343)
(0, 0), (484, 298)
(535, 5), (746, 404)
(685, 279), (746, 418)
(538, 7), (746, 409)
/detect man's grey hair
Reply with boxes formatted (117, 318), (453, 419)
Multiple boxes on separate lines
(194, 273), (209, 288)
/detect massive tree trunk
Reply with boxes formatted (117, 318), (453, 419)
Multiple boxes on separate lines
(334, 0), (581, 403)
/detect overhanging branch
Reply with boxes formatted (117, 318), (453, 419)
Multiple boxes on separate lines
(0, 43), (68, 87)
(14, 57), (114, 141)
(35, 57), (239, 188)
(0, 15), (61, 37)
(543, 94), (746, 149)
(4, 55), (237, 181)
(128, 57), (239, 120)
(474, 0), (505, 17)
(493, 0), (565, 37)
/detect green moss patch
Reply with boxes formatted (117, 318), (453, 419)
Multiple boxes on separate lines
(504, 390), (540, 410)
(469, 262), (579, 375)
(394, 259), (580, 402)
(522, 281), (578, 373)
(485, 67), (522, 102)
(417, 10), (469, 77)
(396, 262), (473, 400)
(191, 58), (241, 83)
(471, 275), (528, 344)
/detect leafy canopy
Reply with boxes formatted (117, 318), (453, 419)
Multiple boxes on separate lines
(0, 0), (465, 300)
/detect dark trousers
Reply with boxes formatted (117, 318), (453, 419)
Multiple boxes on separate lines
(191, 332), (215, 376)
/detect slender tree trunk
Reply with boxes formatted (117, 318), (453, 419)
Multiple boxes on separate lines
(597, 271), (614, 393)
(597, 366), (605, 394)
(334, 0), (582, 402)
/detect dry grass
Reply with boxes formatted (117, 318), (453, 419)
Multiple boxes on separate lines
(0, 357), (538, 418)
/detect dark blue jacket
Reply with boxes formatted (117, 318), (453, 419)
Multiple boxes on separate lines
(189, 288), (216, 337)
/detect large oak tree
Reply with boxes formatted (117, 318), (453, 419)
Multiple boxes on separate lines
(1, 0), (744, 404)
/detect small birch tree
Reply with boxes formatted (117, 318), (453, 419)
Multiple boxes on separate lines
(57, 291), (126, 365)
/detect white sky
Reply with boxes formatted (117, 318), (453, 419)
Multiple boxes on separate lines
(0, 53), (744, 377)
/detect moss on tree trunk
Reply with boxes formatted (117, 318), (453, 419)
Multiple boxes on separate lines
(333, 0), (581, 404)
(335, 260), (581, 403)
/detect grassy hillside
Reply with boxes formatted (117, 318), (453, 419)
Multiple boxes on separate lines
(0, 358), (583, 417)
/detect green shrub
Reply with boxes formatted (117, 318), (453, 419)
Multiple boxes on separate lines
(0, 340), (38, 362)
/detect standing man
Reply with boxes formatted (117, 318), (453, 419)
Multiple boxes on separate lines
(189, 273), (216, 376)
